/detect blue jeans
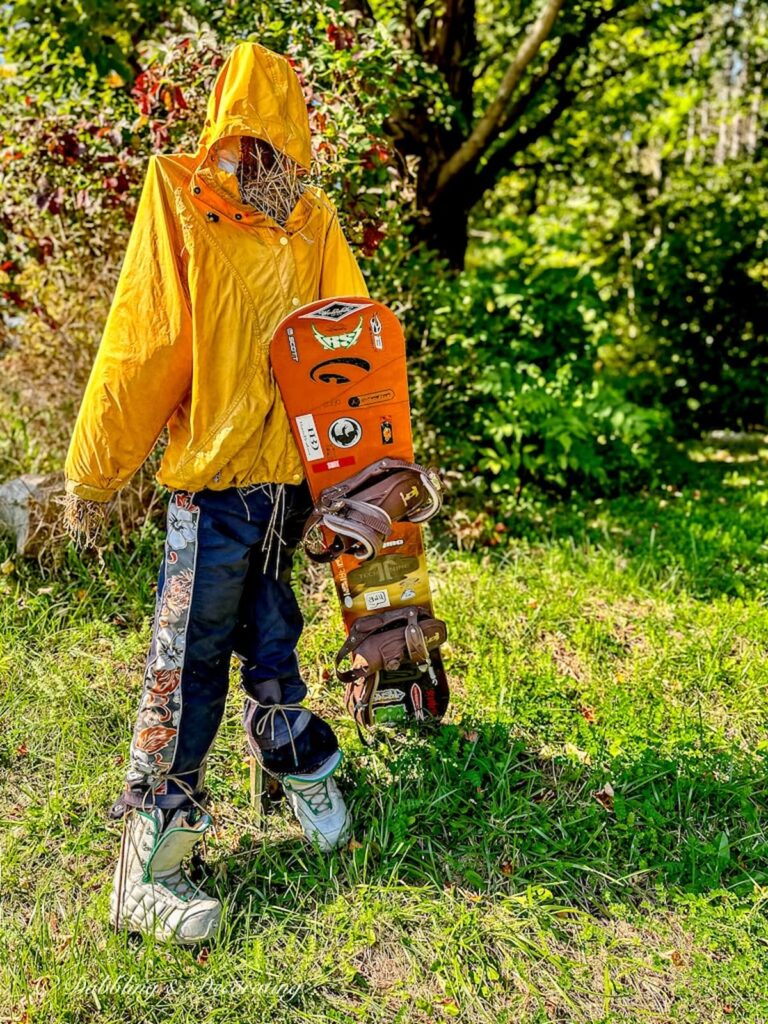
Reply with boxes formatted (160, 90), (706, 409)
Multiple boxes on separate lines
(123, 482), (338, 811)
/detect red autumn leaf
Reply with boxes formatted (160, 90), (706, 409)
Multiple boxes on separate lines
(326, 24), (356, 50)
(361, 143), (390, 169)
(362, 223), (386, 254)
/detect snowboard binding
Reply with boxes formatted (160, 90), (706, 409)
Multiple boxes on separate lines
(302, 457), (443, 563)
(336, 605), (448, 729)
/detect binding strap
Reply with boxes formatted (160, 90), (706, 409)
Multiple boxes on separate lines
(335, 605), (447, 684)
(303, 458), (443, 564)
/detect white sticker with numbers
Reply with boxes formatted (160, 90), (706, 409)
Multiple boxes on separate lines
(295, 413), (323, 462)
(364, 589), (391, 611)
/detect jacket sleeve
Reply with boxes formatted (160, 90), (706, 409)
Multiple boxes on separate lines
(319, 200), (369, 299)
(64, 156), (193, 502)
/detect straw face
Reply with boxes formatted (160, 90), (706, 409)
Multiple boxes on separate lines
(236, 136), (308, 226)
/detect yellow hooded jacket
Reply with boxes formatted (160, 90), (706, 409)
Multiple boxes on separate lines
(64, 42), (367, 502)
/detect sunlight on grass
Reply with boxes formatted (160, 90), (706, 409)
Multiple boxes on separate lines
(2, 447), (768, 1021)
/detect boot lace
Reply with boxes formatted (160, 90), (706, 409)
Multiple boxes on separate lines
(287, 776), (334, 816)
(156, 864), (196, 900)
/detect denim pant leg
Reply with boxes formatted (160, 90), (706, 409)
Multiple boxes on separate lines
(238, 483), (339, 777)
(124, 489), (254, 809)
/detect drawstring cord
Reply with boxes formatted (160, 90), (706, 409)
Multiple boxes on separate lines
(260, 483), (288, 579)
(236, 482), (289, 579)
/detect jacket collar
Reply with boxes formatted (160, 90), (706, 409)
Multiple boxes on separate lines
(190, 156), (318, 235)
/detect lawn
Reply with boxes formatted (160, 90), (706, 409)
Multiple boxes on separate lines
(1, 437), (768, 1023)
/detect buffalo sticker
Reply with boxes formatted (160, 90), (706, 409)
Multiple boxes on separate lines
(300, 300), (372, 322)
(311, 317), (363, 351)
(328, 416), (362, 449)
(309, 356), (371, 384)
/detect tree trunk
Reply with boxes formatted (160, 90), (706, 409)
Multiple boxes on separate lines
(412, 187), (472, 270)
(387, 0), (638, 269)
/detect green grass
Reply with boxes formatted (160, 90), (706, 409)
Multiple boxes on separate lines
(2, 438), (768, 1022)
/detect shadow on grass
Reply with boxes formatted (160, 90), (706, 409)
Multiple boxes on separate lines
(221, 720), (768, 924)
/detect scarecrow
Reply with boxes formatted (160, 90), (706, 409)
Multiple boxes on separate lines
(64, 42), (367, 944)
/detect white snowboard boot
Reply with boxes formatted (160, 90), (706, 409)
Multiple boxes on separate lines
(282, 750), (351, 852)
(110, 805), (222, 944)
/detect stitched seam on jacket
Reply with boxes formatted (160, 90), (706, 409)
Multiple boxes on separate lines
(172, 189), (270, 475)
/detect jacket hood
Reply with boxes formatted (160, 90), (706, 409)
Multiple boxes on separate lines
(196, 42), (312, 172)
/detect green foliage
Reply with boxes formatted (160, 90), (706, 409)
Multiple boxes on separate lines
(0, 0), (204, 84)
(0, 8), (416, 327)
(0, 0), (765, 508)
(368, 231), (668, 505)
(494, 0), (768, 439)
(628, 162), (768, 431)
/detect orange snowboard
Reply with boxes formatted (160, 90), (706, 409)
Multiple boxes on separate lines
(270, 296), (449, 725)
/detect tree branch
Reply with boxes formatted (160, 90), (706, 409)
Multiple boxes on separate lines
(468, 85), (576, 202)
(432, 0), (477, 121)
(494, 0), (637, 139)
(469, 21), (718, 204)
(433, 0), (567, 197)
